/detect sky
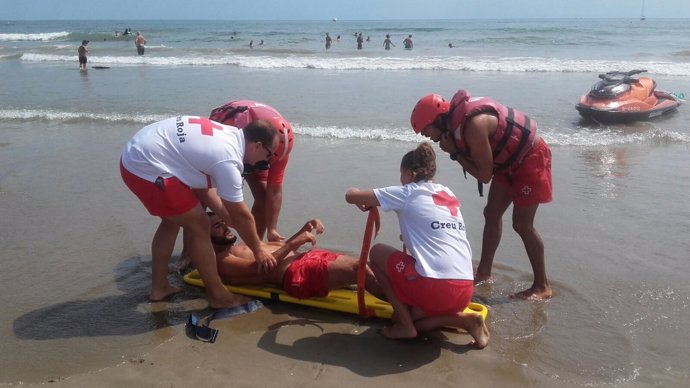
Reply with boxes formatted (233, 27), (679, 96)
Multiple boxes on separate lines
(1, 0), (689, 20)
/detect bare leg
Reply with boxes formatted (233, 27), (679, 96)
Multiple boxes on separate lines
(325, 256), (384, 300)
(170, 229), (192, 274)
(369, 244), (417, 339)
(150, 218), (182, 301)
(475, 182), (512, 283)
(246, 175), (267, 240)
(414, 313), (490, 349)
(510, 204), (552, 300)
(167, 205), (250, 308)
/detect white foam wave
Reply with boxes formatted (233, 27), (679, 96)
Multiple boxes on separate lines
(2, 109), (688, 146)
(0, 109), (166, 124)
(19, 52), (690, 76)
(0, 32), (69, 41)
(294, 123), (690, 146)
(294, 124), (420, 143)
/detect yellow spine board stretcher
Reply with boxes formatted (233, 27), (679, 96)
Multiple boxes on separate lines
(183, 269), (488, 321)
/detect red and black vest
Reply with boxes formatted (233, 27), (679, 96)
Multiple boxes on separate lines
(448, 90), (537, 170)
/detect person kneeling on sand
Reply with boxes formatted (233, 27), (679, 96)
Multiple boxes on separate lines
(209, 213), (383, 300)
(345, 142), (489, 347)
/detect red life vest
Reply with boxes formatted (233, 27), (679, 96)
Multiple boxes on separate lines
(448, 90), (537, 170)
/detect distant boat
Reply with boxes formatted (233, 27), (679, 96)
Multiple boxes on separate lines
(332, 18), (338, 22)
(640, 0), (646, 20)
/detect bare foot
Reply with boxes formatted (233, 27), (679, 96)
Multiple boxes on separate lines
(380, 323), (417, 339)
(511, 285), (552, 300)
(208, 293), (253, 310)
(473, 270), (492, 285)
(149, 284), (181, 301)
(467, 314), (490, 349)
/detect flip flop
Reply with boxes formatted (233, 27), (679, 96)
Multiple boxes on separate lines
(186, 300), (263, 343)
(210, 299), (263, 320)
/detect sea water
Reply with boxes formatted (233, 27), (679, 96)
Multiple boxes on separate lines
(1, 19), (689, 385)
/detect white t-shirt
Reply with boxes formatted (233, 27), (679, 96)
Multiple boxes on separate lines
(374, 181), (473, 280)
(121, 116), (245, 202)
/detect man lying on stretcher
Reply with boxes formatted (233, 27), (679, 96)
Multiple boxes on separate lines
(208, 212), (383, 299)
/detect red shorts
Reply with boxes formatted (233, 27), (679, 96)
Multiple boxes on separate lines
(282, 249), (339, 299)
(387, 251), (473, 316)
(120, 161), (198, 217)
(493, 138), (552, 206)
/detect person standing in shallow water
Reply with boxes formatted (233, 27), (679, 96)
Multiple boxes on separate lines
(135, 31), (146, 55)
(325, 33), (332, 50)
(403, 35), (413, 49)
(383, 34), (395, 50)
(78, 40), (89, 70)
(410, 90), (553, 300)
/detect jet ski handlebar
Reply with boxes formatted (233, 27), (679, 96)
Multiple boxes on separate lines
(598, 69), (648, 85)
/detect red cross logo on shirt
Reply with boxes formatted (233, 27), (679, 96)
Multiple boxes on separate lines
(432, 191), (460, 216)
(188, 117), (223, 136)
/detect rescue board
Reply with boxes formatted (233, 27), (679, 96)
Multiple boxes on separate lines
(183, 269), (488, 321)
(92, 66), (110, 69)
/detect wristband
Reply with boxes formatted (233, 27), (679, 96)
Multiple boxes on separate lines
(450, 151), (462, 161)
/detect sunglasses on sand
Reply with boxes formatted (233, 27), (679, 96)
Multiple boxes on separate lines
(186, 313), (219, 343)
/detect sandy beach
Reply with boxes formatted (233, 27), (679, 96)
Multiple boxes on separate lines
(28, 302), (549, 388)
(3, 18), (690, 387)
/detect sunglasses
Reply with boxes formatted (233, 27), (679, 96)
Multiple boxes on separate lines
(186, 313), (219, 343)
(261, 142), (274, 160)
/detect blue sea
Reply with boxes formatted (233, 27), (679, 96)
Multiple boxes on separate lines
(1, 19), (689, 386)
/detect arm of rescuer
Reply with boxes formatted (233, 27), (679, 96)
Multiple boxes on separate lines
(439, 113), (497, 184)
(222, 198), (277, 274)
(345, 188), (380, 211)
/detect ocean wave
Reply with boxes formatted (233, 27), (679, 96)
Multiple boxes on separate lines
(0, 109), (167, 124)
(540, 126), (690, 147)
(2, 109), (687, 146)
(292, 123), (690, 146)
(19, 52), (690, 76)
(0, 32), (70, 41)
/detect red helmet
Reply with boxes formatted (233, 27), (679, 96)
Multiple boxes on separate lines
(209, 100), (294, 161)
(410, 94), (450, 134)
(265, 116), (294, 162)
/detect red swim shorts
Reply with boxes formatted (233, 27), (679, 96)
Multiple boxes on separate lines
(493, 138), (553, 207)
(120, 161), (198, 217)
(282, 249), (339, 299)
(387, 251), (473, 316)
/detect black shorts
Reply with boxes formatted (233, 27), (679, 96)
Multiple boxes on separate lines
(79, 56), (87, 65)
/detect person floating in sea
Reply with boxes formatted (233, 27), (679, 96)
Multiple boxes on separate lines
(410, 90), (553, 300)
(120, 116), (280, 307)
(78, 40), (89, 70)
(345, 142), (490, 346)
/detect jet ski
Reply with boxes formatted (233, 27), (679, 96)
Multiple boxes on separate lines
(576, 70), (682, 123)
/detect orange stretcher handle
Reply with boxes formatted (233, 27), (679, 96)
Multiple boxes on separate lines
(357, 207), (380, 317)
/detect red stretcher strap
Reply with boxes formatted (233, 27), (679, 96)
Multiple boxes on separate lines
(357, 207), (380, 317)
